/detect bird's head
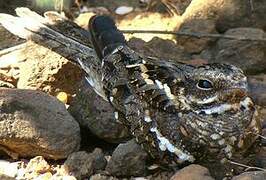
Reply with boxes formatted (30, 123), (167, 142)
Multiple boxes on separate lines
(178, 63), (261, 159)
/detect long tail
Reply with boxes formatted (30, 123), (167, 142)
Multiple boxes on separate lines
(0, 8), (106, 99)
(88, 15), (126, 60)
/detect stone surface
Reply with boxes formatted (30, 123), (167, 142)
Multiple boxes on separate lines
(63, 148), (107, 179)
(90, 174), (119, 180)
(63, 151), (94, 179)
(68, 79), (130, 143)
(22, 156), (51, 179)
(176, 19), (217, 53)
(248, 74), (266, 107)
(0, 175), (15, 180)
(201, 28), (266, 74)
(170, 164), (215, 180)
(182, 0), (266, 32)
(128, 37), (191, 63)
(0, 160), (18, 178)
(105, 139), (148, 177)
(91, 148), (107, 171)
(232, 171), (266, 180)
(16, 41), (83, 99)
(0, 88), (80, 159)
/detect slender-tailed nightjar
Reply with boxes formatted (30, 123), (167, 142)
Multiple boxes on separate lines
(86, 15), (261, 166)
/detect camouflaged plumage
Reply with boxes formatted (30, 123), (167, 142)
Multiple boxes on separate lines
(88, 15), (261, 165)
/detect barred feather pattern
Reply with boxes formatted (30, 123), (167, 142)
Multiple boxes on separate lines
(0, 8), (262, 165)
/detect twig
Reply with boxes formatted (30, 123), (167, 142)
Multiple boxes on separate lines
(121, 30), (266, 42)
(228, 160), (266, 172)
(249, 0), (254, 12)
(0, 43), (27, 57)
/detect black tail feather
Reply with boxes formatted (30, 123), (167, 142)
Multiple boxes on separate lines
(89, 15), (126, 59)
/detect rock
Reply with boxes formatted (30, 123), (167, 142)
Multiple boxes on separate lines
(92, 148), (107, 171)
(0, 80), (14, 88)
(106, 139), (148, 177)
(75, 12), (95, 30)
(147, 171), (175, 180)
(11, 156), (77, 179)
(215, 1), (266, 32)
(201, 28), (266, 74)
(170, 164), (214, 180)
(128, 37), (191, 63)
(176, 19), (217, 53)
(141, 0), (192, 15)
(68, 79), (130, 143)
(0, 175), (15, 180)
(182, 0), (266, 32)
(63, 148), (107, 179)
(255, 147), (266, 169)
(0, 160), (18, 178)
(115, 6), (134, 15)
(63, 151), (94, 178)
(172, 0), (193, 15)
(90, 174), (119, 180)
(248, 74), (266, 107)
(0, 88), (80, 159)
(17, 41), (83, 100)
(22, 156), (51, 179)
(232, 171), (266, 180)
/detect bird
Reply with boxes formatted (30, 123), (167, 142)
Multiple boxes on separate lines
(0, 8), (261, 166)
(88, 15), (261, 165)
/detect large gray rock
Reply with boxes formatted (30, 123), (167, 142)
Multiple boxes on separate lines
(0, 88), (80, 159)
(63, 148), (107, 179)
(201, 28), (266, 74)
(105, 139), (148, 177)
(68, 79), (130, 143)
(170, 164), (215, 180)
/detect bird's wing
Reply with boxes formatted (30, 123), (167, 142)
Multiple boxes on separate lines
(0, 8), (106, 99)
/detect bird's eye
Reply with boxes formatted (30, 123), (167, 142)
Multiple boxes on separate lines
(197, 79), (213, 90)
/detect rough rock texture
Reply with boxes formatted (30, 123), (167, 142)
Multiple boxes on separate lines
(68, 79), (130, 143)
(182, 0), (266, 32)
(248, 74), (266, 107)
(170, 164), (215, 180)
(176, 19), (217, 53)
(22, 156), (51, 179)
(201, 28), (266, 74)
(17, 41), (83, 98)
(105, 139), (148, 177)
(128, 37), (191, 62)
(0, 88), (80, 159)
(232, 171), (266, 180)
(63, 149), (107, 179)
(91, 148), (107, 171)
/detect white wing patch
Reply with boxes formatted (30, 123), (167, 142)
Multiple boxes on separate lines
(150, 127), (195, 162)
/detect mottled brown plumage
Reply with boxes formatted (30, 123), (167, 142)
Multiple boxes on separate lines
(89, 15), (261, 165)
(0, 8), (261, 166)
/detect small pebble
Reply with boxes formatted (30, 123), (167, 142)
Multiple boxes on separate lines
(115, 6), (133, 15)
